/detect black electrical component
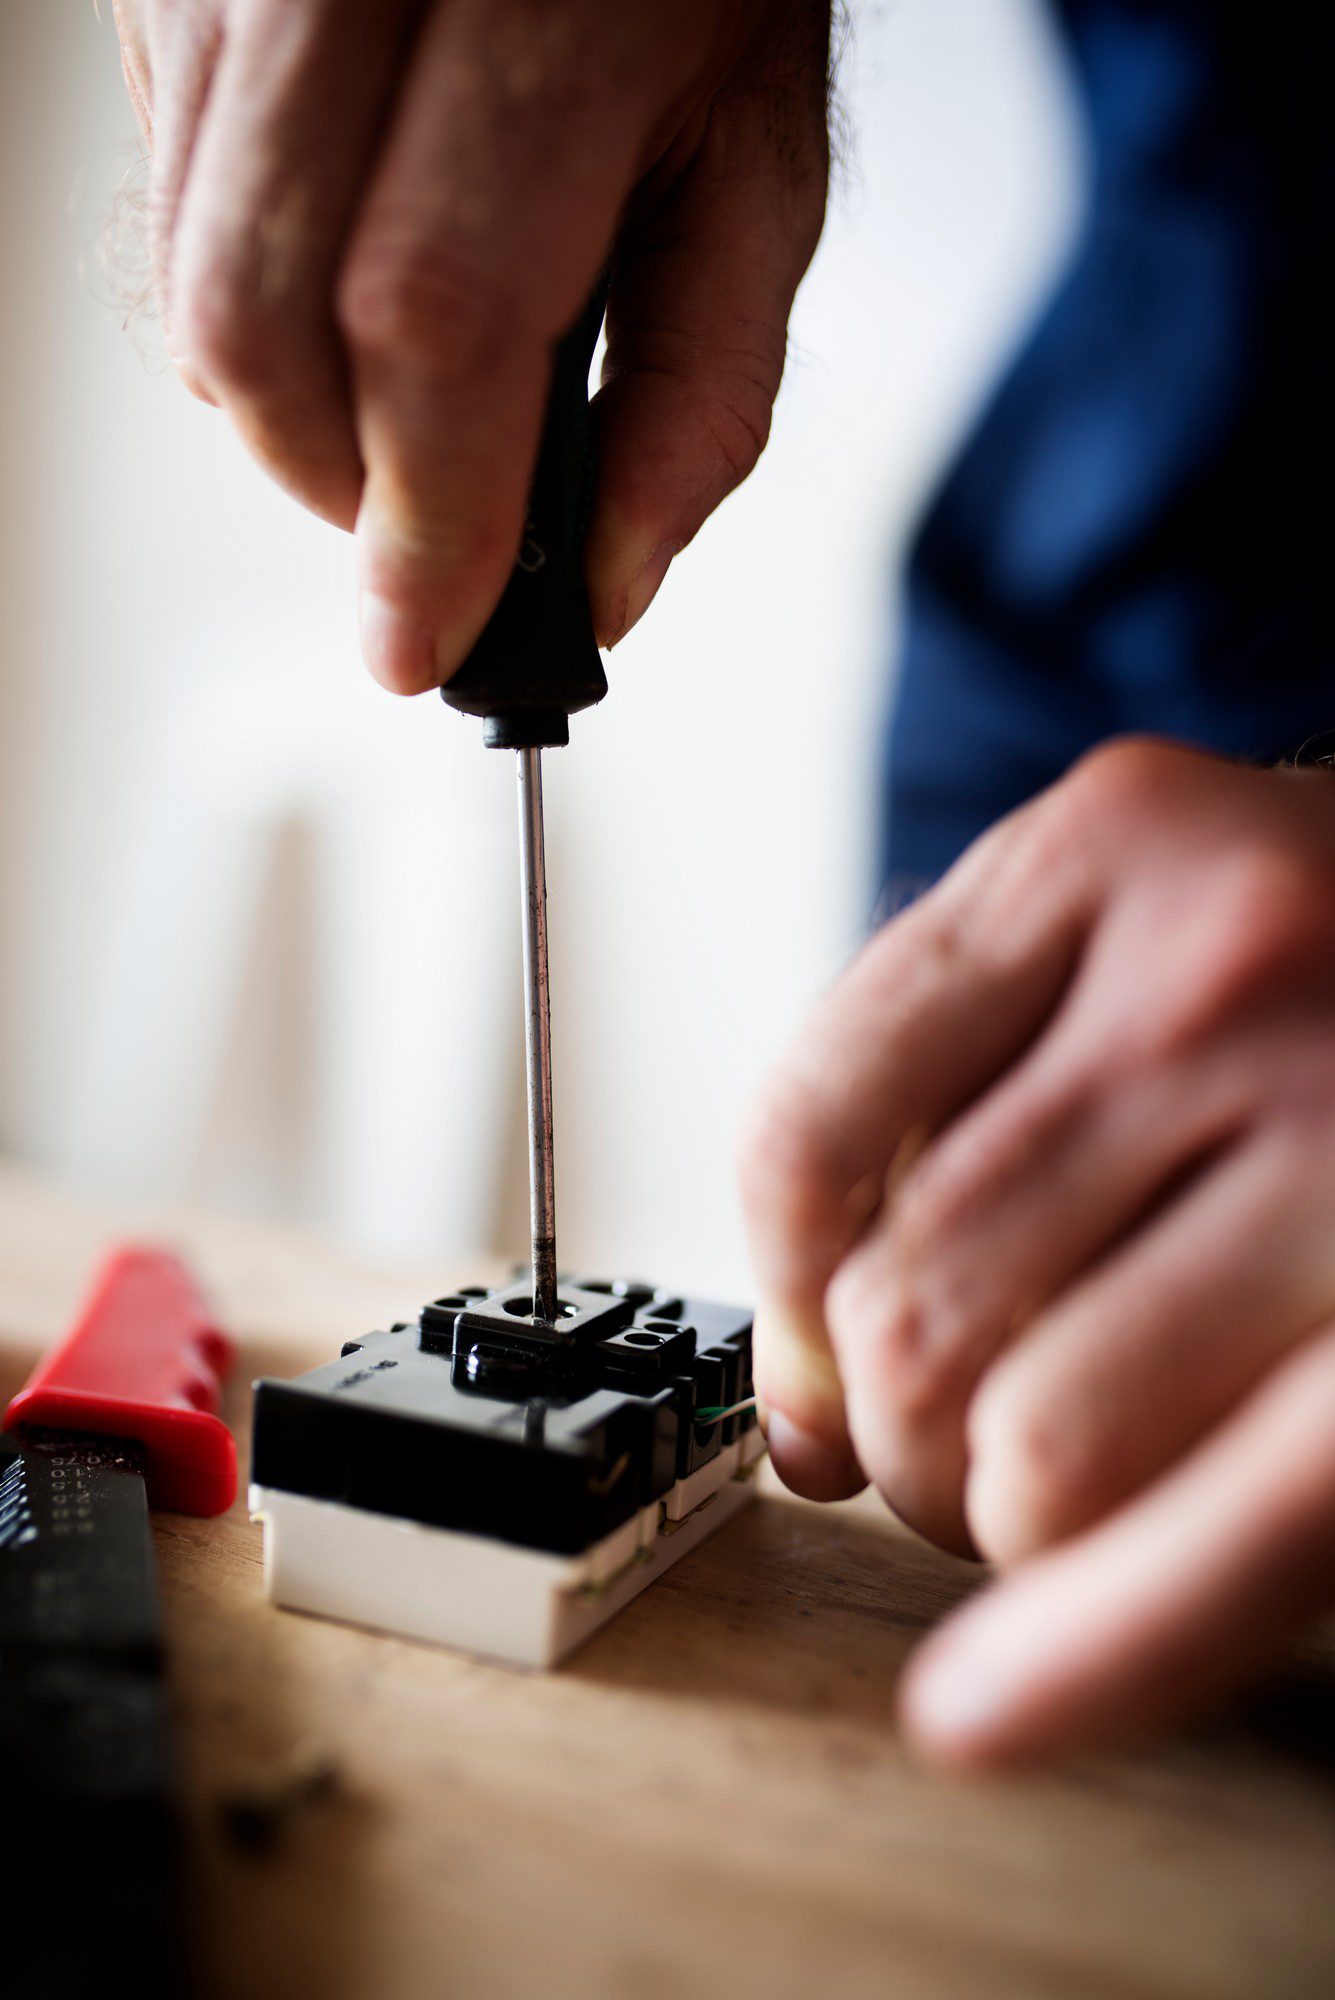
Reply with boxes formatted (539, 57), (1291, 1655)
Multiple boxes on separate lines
(251, 1276), (757, 1559)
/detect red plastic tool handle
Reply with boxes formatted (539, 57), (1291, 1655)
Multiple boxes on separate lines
(4, 1245), (236, 1515)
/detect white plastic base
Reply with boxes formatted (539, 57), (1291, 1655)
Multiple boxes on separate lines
(250, 1435), (765, 1668)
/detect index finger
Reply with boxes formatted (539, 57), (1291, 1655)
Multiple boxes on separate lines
(336, 2), (663, 692)
(740, 797), (1093, 1476)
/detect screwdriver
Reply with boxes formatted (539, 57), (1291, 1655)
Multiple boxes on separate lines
(440, 284), (609, 1324)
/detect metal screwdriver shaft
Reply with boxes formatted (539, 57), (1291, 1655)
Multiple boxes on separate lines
(516, 747), (558, 1322)
(440, 289), (606, 1325)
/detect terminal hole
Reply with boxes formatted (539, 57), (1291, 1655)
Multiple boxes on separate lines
(503, 1296), (577, 1320)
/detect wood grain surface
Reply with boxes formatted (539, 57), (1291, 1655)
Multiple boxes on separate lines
(3, 1161), (1335, 2000)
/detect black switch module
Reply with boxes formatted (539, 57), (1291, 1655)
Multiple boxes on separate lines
(250, 1275), (766, 1667)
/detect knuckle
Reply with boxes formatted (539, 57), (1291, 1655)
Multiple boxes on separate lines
(982, 801), (1075, 912)
(175, 254), (281, 397)
(824, 1283), (976, 1552)
(1065, 734), (1184, 823)
(891, 1172), (1000, 1328)
(825, 1255), (913, 1371)
(965, 1366), (1099, 1564)
(824, 1258), (967, 1430)
(697, 367), (778, 487)
(1143, 851), (1333, 1060)
(937, 796), (1082, 962)
(1214, 850), (1332, 973)
(337, 226), (509, 378)
(701, 400), (767, 488)
(867, 892), (1001, 1025)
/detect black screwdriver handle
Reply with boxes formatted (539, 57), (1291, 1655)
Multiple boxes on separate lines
(440, 283), (609, 750)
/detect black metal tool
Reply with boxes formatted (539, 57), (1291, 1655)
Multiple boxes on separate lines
(440, 286), (608, 1324)
(1, 1428), (177, 1999)
(1, 1248), (235, 2000)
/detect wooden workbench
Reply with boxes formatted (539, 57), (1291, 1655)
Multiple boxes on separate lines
(4, 1163), (1335, 2000)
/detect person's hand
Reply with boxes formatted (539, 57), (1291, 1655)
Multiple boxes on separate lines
(109, 0), (829, 688)
(740, 740), (1335, 1766)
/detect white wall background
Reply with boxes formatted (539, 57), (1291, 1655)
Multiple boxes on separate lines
(0, 1), (1081, 1297)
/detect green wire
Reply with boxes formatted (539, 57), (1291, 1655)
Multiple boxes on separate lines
(695, 1395), (758, 1423)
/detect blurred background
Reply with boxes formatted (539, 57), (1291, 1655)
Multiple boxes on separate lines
(0, 0), (1081, 1297)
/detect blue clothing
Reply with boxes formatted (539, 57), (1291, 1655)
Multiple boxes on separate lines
(882, 1), (1335, 893)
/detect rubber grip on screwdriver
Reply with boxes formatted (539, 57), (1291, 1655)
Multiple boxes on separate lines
(439, 283), (609, 750)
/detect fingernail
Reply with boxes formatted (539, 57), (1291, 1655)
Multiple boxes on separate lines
(359, 593), (437, 695)
(607, 542), (677, 648)
(753, 1300), (846, 1430)
(752, 1299), (863, 1498)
